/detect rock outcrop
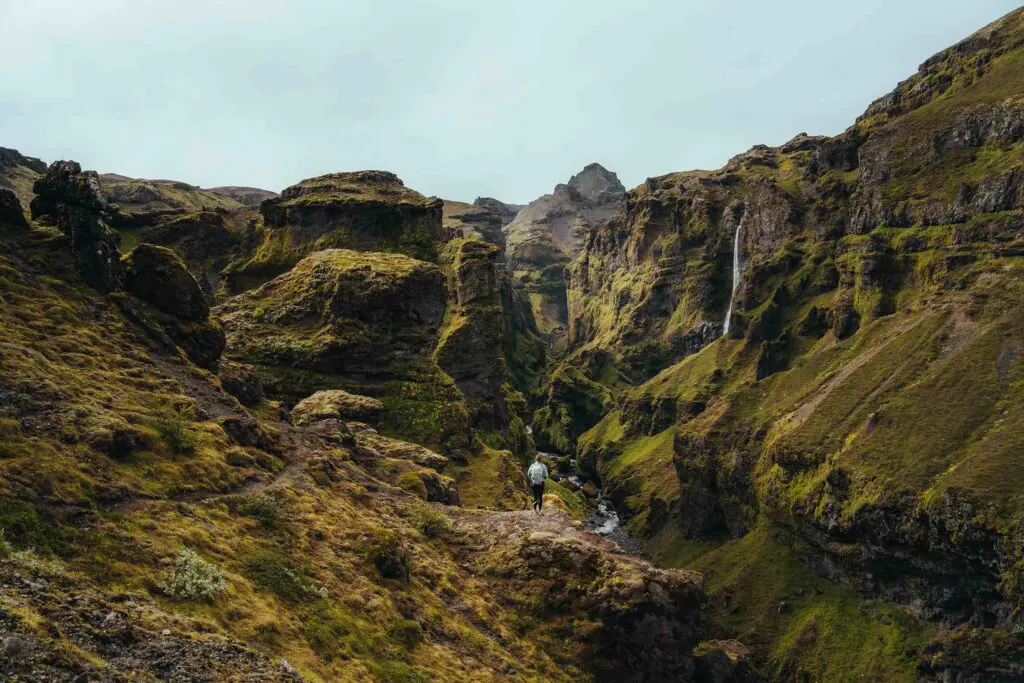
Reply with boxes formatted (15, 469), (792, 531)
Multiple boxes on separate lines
(121, 243), (227, 370)
(207, 185), (279, 207)
(435, 239), (508, 430)
(442, 200), (505, 249)
(0, 146), (46, 210)
(0, 188), (28, 230)
(473, 196), (522, 226)
(224, 171), (443, 292)
(291, 389), (385, 425)
(31, 161), (124, 291)
(217, 248), (473, 456)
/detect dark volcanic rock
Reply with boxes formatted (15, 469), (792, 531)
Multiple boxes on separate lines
(31, 161), (123, 291)
(218, 360), (264, 406)
(0, 188), (28, 230)
(122, 244), (210, 321)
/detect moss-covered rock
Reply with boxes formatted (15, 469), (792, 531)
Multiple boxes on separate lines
(122, 243), (210, 321)
(217, 248), (473, 456)
(292, 389), (384, 425)
(532, 364), (612, 455)
(435, 238), (508, 431)
(0, 188), (29, 230)
(31, 160), (123, 291)
(218, 359), (264, 406)
(223, 171), (443, 292)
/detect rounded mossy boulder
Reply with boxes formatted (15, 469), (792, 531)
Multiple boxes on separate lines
(122, 243), (210, 321)
(292, 389), (384, 425)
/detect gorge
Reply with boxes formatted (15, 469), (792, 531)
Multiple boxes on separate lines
(1, 6), (1024, 682)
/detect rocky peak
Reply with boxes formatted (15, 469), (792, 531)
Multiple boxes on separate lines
(565, 162), (626, 205)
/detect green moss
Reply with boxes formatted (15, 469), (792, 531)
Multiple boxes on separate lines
(243, 549), (327, 604)
(0, 499), (60, 552)
(395, 471), (429, 500)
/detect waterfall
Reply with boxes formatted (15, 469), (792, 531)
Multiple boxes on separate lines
(722, 215), (744, 337)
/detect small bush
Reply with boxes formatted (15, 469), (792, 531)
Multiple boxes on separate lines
(0, 498), (59, 551)
(388, 619), (423, 650)
(362, 528), (409, 581)
(409, 505), (450, 539)
(163, 549), (228, 601)
(155, 410), (198, 454)
(238, 493), (284, 528)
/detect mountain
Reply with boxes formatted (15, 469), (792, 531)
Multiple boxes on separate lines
(542, 7), (1024, 680)
(504, 162), (625, 346)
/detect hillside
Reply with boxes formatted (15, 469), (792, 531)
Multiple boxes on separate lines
(0, 154), (752, 682)
(543, 7), (1024, 681)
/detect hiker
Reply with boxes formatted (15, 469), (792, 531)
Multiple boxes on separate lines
(526, 455), (549, 515)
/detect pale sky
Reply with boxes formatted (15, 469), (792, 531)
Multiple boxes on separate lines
(0, 0), (1019, 203)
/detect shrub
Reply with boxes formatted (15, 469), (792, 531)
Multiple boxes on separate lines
(409, 505), (450, 539)
(362, 528), (409, 581)
(155, 410), (198, 454)
(388, 619), (423, 650)
(163, 549), (228, 601)
(238, 493), (283, 528)
(0, 498), (59, 551)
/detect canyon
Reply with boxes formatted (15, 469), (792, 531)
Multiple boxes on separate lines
(0, 6), (1023, 682)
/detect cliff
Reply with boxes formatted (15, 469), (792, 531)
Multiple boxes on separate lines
(558, 7), (1024, 680)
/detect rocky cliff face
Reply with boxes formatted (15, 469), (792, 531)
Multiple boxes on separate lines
(559, 7), (1024, 680)
(442, 200), (506, 249)
(505, 163), (625, 344)
(223, 171), (444, 293)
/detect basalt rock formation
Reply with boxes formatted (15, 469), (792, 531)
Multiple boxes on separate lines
(442, 199), (506, 249)
(224, 171), (444, 293)
(0, 146), (46, 209)
(505, 163), (625, 345)
(555, 7), (1024, 680)
(0, 188), (29, 230)
(31, 160), (124, 291)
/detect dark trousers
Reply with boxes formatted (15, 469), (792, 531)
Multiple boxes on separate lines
(531, 483), (545, 510)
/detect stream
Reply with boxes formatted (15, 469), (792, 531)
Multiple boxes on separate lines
(543, 452), (645, 556)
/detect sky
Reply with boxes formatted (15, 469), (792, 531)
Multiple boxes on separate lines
(0, 1), (1020, 204)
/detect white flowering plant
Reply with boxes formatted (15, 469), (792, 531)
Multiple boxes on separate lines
(163, 549), (228, 601)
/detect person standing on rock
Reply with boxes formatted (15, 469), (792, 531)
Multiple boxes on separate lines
(526, 455), (549, 515)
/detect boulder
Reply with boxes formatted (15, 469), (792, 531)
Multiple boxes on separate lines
(122, 244), (210, 321)
(218, 360), (264, 407)
(348, 423), (448, 471)
(291, 389), (384, 425)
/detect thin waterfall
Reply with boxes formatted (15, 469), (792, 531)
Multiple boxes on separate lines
(722, 215), (744, 337)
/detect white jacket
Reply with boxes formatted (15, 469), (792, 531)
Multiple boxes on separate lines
(527, 462), (548, 485)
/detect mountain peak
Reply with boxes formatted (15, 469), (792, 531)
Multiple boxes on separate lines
(566, 163), (625, 205)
